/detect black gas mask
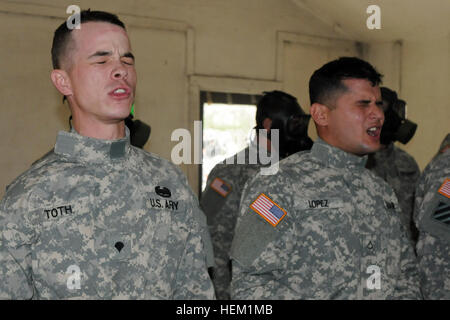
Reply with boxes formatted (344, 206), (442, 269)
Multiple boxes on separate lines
(380, 87), (417, 145)
(125, 113), (151, 149)
(257, 91), (313, 159)
(273, 113), (313, 158)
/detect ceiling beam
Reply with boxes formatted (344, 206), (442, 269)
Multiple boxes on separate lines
(290, 0), (357, 40)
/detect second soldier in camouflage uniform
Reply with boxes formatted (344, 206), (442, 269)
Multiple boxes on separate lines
(414, 133), (450, 299)
(0, 10), (214, 299)
(201, 91), (312, 299)
(230, 57), (421, 299)
(201, 144), (264, 300)
(367, 87), (420, 243)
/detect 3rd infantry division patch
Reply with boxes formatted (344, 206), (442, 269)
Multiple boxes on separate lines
(433, 201), (450, 225)
(250, 193), (287, 227)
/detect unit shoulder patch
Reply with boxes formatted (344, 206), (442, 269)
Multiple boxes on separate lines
(250, 193), (287, 227)
(433, 201), (450, 226)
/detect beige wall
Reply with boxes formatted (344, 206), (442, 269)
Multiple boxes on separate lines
(0, 12), (66, 200)
(0, 0), (448, 198)
(400, 37), (450, 169)
(363, 39), (450, 172)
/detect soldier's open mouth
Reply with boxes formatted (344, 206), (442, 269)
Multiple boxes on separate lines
(367, 126), (380, 137)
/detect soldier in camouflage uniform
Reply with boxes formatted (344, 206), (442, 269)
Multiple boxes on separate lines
(201, 142), (265, 300)
(367, 87), (420, 243)
(414, 133), (450, 299)
(434, 133), (450, 159)
(0, 10), (214, 299)
(230, 57), (421, 299)
(201, 91), (312, 299)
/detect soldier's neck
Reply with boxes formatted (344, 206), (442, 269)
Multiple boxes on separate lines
(71, 117), (126, 141)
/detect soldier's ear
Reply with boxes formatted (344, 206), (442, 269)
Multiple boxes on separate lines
(51, 69), (73, 97)
(310, 103), (329, 127)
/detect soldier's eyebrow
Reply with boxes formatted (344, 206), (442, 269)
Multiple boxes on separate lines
(357, 99), (383, 106)
(88, 51), (112, 59)
(123, 52), (135, 60)
(87, 51), (135, 61)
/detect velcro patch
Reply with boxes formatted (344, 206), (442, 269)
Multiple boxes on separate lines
(250, 193), (287, 227)
(433, 201), (450, 225)
(210, 177), (231, 197)
(438, 178), (450, 198)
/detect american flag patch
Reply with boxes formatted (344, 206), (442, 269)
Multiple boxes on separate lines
(250, 193), (287, 227)
(438, 178), (450, 198)
(210, 177), (231, 197)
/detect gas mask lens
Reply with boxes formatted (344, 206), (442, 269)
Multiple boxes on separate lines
(393, 99), (406, 119)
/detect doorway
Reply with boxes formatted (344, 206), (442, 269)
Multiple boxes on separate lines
(200, 91), (262, 193)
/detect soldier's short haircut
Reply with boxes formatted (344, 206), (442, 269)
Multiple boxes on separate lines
(256, 90), (304, 129)
(51, 9), (126, 69)
(309, 57), (383, 107)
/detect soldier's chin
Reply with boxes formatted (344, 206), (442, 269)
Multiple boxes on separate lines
(362, 141), (382, 154)
(107, 103), (132, 117)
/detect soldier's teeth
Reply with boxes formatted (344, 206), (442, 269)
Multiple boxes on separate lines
(114, 89), (126, 94)
(367, 127), (378, 136)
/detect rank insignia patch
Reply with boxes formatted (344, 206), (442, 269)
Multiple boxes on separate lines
(438, 178), (450, 198)
(250, 193), (287, 227)
(433, 201), (450, 225)
(210, 177), (231, 197)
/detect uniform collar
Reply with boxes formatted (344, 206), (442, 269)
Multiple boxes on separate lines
(311, 138), (368, 169)
(54, 127), (131, 163)
(378, 142), (394, 157)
